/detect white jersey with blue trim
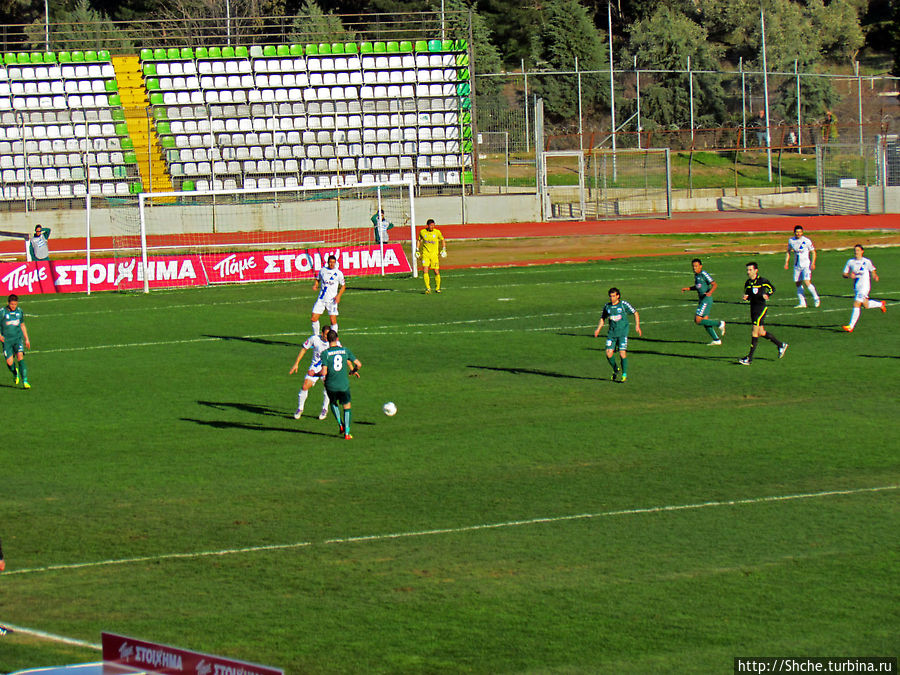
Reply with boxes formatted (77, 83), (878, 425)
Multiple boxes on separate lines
(788, 235), (814, 267)
(843, 256), (876, 290)
(316, 267), (345, 302)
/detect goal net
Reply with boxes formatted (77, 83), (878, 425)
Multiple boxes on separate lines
(101, 179), (416, 292)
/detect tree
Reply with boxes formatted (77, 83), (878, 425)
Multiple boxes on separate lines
(529, 0), (609, 122)
(289, 0), (356, 43)
(477, 0), (539, 66)
(626, 6), (726, 128)
(24, 0), (132, 51)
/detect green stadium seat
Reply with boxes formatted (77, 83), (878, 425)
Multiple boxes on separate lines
(250, 45), (263, 58)
(152, 106), (167, 119)
(113, 165), (127, 179)
(463, 171), (473, 184)
(462, 139), (473, 153)
(146, 77), (160, 90)
(399, 41), (412, 52)
(105, 79), (118, 92)
(129, 181), (143, 195)
(166, 47), (179, 59)
(30, 52), (42, 63)
(44, 51), (57, 63)
(460, 96), (471, 109)
(456, 53), (468, 66)
(208, 46), (221, 58)
(263, 45), (276, 57)
(70, 50), (84, 62)
(373, 42), (386, 53)
(414, 40), (428, 52)
(57, 51), (71, 63)
(457, 67), (469, 81)
(120, 138), (134, 151)
(112, 108), (126, 121)
(154, 48), (167, 59)
(442, 39), (454, 50)
(107, 94), (121, 106)
(427, 40), (441, 52)
(17, 52), (30, 63)
(360, 42), (373, 54)
(160, 136), (176, 149)
(98, 49), (110, 61)
(235, 45), (248, 58)
(115, 122), (129, 136)
(343, 43), (358, 54)
(276, 45), (289, 56)
(290, 44), (303, 56)
(143, 63), (157, 76)
(181, 180), (195, 192)
(330, 43), (344, 54)
(457, 82), (470, 95)
(3, 53), (15, 65)
(461, 110), (472, 124)
(85, 50), (98, 62)
(140, 48), (153, 60)
(455, 39), (468, 51)
(462, 126), (472, 139)
(166, 149), (180, 162)
(149, 92), (164, 106)
(123, 151), (137, 164)
(222, 46), (235, 57)
(305, 44), (318, 56)
(195, 46), (208, 59)
(386, 41), (399, 53)
(180, 47), (193, 59)
(318, 43), (332, 55)
(155, 121), (171, 135)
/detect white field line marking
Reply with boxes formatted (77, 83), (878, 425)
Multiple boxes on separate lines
(5, 485), (896, 578)
(0, 623), (101, 650)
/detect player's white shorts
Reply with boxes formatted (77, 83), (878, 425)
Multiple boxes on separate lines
(312, 298), (339, 316)
(304, 364), (324, 382)
(853, 282), (871, 303)
(793, 266), (812, 282)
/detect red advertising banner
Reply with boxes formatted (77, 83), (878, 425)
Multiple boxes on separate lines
(101, 632), (283, 675)
(0, 244), (410, 295)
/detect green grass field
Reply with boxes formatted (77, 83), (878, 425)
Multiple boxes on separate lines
(1, 247), (898, 674)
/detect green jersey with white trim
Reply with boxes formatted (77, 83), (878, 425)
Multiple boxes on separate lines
(602, 300), (636, 338)
(322, 345), (357, 392)
(692, 270), (715, 299)
(0, 306), (25, 341)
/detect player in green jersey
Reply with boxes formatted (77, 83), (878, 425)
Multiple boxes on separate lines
(0, 294), (31, 388)
(594, 287), (642, 382)
(681, 258), (726, 345)
(319, 330), (362, 440)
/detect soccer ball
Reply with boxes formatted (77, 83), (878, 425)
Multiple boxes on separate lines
(383, 402), (397, 416)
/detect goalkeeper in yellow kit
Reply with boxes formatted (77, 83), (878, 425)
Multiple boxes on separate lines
(416, 219), (447, 293)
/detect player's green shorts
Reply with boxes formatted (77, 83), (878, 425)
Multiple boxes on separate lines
(326, 387), (352, 406)
(695, 296), (713, 317)
(2, 338), (24, 358)
(605, 335), (628, 351)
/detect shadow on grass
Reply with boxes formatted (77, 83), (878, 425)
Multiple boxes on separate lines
(859, 354), (900, 360)
(629, 348), (737, 362)
(467, 364), (602, 381)
(199, 400), (288, 417)
(180, 418), (335, 436)
(204, 334), (297, 347)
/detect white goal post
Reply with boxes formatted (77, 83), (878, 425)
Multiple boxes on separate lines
(111, 178), (418, 292)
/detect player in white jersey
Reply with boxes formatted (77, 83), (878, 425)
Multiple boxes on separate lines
(784, 225), (820, 307)
(310, 254), (345, 336)
(289, 324), (339, 419)
(841, 244), (886, 332)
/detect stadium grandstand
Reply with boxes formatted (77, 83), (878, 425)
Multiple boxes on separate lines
(0, 37), (474, 207)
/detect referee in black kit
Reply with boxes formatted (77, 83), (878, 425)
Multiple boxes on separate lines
(739, 261), (788, 365)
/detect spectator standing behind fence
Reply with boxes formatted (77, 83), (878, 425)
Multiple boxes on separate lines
(371, 209), (395, 245)
(823, 111), (838, 143)
(29, 225), (51, 261)
(750, 110), (767, 147)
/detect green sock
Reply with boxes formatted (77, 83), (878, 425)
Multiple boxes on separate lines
(699, 318), (718, 327)
(705, 325), (719, 339)
(331, 403), (342, 426)
(607, 355), (617, 372)
(7, 361), (15, 375)
(17, 360), (26, 381)
(621, 356), (628, 377)
(344, 408), (352, 435)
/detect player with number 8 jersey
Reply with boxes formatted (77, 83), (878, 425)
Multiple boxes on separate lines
(320, 330), (362, 440)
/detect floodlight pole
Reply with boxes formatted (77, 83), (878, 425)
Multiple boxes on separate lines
(44, 0), (49, 50)
(608, 2), (617, 182)
(760, 6), (773, 182)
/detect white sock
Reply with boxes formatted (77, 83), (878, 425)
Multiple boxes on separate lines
(796, 288), (806, 304)
(297, 388), (309, 411)
(331, 322), (339, 333)
(849, 306), (861, 328)
(808, 284), (819, 301)
(866, 299), (881, 309)
(322, 390), (329, 411)
(312, 319), (320, 335)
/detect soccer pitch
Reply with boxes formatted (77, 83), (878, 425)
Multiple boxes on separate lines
(2, 248), (898, 673)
